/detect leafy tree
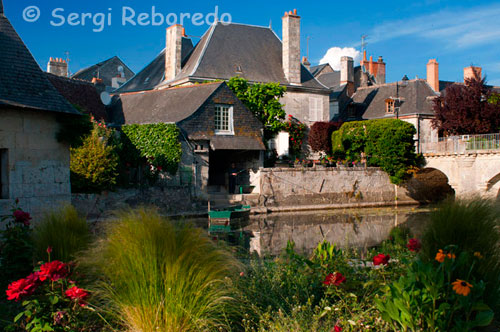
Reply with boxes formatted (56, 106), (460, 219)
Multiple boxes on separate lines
(227, 76), (287, 138)
(308, 121), (343, 155)
(432, 74), (500, 135)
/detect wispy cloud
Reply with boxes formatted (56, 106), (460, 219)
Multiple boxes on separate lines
(364, 3), (500, 49)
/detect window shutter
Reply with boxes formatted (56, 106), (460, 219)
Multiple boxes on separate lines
(309, 97), (322, 122)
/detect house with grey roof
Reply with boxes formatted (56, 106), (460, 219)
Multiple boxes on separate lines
(111, 81), (265, 194)
(71, 56), (135, 92)
(0, 0), (80, 217)
(115, 10), (332, 126)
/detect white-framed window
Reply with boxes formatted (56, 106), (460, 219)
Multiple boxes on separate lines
(309, 97), (323, 122)
(385, 99), (395, 114)
(0, 149), (8, 199)
(215, 105), (234, 134)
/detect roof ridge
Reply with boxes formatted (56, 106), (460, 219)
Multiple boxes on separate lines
(118, 81), (223, 96)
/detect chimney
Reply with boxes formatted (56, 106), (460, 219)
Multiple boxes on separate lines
(464, 66), (482, 83)
(376, 56), (386, 84)
(165, 24), (184, 81)
(0, 0), (4, 16)
(302, 56), (311, 71)
(340, 56), (354, 96)
(282, 9), (301, 84)
(47, 57), (68, 77)
(426, 59), (439, 92)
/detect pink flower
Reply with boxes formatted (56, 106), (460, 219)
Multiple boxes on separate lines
(373, 254), (390, 266)
(407, 238), (421, 252)
(46, 246), (53, 254)
(334, 326), (342, 332)
(39, 261), (68, 282)
(65, 286), (89, 306)
(323, 272), (346, 286)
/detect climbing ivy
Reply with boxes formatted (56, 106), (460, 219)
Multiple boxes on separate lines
(121, 123), (182, 175)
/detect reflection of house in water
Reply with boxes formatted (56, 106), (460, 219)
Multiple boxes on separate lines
(244, 208), (429, 256)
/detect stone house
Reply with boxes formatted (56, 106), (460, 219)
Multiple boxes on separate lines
(115, 9), (331, 127)
(110, 82), (265, 194)
(0, 1), (80, 217)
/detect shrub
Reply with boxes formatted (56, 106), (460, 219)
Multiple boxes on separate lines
(121, 123), (182, 175)
(32, 205), (91, 263)
(284, 116), (307, 157)
(420, 199), (500, 312)
(81, 208), (241, 332)
(331, 119), (423, 184)
(308, 121), (342, 155)
(70, 123), (119, 193)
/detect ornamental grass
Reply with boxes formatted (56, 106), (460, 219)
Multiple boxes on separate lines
(80, 208), (241, 332)
(32, 205), (91, 262)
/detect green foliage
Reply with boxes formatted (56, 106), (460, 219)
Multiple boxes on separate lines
(421, 199), (500, 312)
(80, 208), (241, 332)
(228, 76), (287, 137)
(331, 119), (423, 184)
(70, 124), (119, 193)
(376, 248), (494, 331)
(32, 205), (91, 263)
(55, 108), (93, 148)
(284, 116), (307, 157)
(121, 123), (182, 175)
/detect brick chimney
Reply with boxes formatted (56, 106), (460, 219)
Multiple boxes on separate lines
(302, 56), (311, 71)
(340, 56), (354, 96)
(165, 25), (184, 81)
(426, 59), (439, 92)
(47, 57), (68, 77)
(0, 0), (4, 16)
(376, 56), (386, 84)
(282, 9), (301, 85)
(464, 66), (482, 83)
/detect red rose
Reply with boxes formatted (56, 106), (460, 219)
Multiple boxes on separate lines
(46, 246), (53, 254)
(65, 286), (89, 306)
(334, 326), (342, 332)
(39, 261), (68, 282)
(323, 272), (346, 286)
(373, 254), (390, 266)
(13, 210), (31, 226)
(6, 273), (40, 301)
(407, 238), (421, 252)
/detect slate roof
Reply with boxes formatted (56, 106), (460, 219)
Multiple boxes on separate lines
(316, 71), (340, 89)
(111, 82), (223, 125)
(46, 73), (107, 121)
(72, 56), (134, 88)
(0, 8), (78, 114)
(117, 22), (329, 93)
(310, 64), (329, 77)
(439, 80), (500, 94)
(349, 79), (437, 120)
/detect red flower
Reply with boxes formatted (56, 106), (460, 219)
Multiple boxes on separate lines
(407, 238), (421, 252)
(334, 326), (342, 332)
(373, 254), (390, 266)
(13, 210), (31, 226)
(6, 273), (40, 301)
(46, 246), (53, 254)
(39, 261), (68, 282)
(323, 272), (346, 286)
(65, 286), (89, 306)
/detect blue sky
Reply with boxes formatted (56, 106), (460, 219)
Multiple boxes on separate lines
(4, 0), (500, 86)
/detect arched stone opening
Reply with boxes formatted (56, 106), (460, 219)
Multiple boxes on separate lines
(485, 173), (500, 200)
(405, 168), (455, 203)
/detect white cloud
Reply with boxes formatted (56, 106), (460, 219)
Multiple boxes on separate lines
(366, 3), (500, 49)
(319, 47), (361, 71)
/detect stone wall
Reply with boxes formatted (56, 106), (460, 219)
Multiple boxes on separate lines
(258, 167), (418, 209)
(281, 90), (330, 124)
(0, 109), (71, 218)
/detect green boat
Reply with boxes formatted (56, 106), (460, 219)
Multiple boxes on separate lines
(208, 205), (251, 234)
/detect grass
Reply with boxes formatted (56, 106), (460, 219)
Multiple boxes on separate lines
(80, 208), (242, 332)
(32, 205), (91, 262)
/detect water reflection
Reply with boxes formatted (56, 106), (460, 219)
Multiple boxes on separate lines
(238, 207), (431, 256)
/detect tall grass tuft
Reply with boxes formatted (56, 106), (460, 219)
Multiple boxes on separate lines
(421, 198), (500, 312)
(81, 208), (241, 332)
(32, 205), (91, 262)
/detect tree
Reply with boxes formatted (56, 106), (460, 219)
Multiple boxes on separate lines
(308, 121), (343, 155)
(432, 74), (500, 135)
(227, 77), (287, 138)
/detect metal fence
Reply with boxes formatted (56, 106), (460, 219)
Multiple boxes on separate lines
(421, 133), (500, 154)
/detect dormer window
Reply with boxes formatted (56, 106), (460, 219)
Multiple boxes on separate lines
(385, 99), (395, 114)
(215, 105), (234, 135)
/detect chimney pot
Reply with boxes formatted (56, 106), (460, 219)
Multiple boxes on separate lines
(293, 9), (297, 15)
(426, 59), (439, 92)
(282, 9), (301, 84)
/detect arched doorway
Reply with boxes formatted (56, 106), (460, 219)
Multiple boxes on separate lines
(486, 173), (500, 200)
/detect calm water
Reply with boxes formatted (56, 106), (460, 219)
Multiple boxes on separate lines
(199, 206), (432, 256)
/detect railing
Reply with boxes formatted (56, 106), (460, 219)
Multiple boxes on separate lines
(421, 133), (500, 154)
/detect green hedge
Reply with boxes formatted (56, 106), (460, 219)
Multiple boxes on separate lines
(121, 123), (182, 175)
(332, 119), (423, 184)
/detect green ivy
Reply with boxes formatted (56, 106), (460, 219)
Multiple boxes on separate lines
(121, 123), (182, 175)
(331, 119), (423, 184)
